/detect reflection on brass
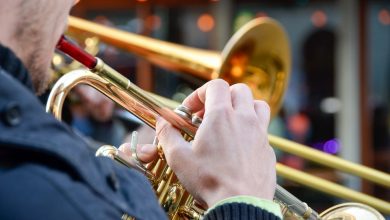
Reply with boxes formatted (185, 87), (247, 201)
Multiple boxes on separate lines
(121, 213), (135, 220)
(163, 184), (185, 216)
(67, 16), (290, 117)
(47, 18), (389, 219)
(320, 203), (385, 220)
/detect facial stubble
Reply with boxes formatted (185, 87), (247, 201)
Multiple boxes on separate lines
(14, 0), (53, 95)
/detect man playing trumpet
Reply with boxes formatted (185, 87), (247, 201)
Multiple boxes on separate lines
(0, 0), (280, 219)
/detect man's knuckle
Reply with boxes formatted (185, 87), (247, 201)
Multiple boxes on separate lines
(231, 83), (250, 92)
(257, 100), (270, 112)
(211, 79), (229, 88)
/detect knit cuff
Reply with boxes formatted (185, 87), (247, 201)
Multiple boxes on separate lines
(203, 202), (282, 220)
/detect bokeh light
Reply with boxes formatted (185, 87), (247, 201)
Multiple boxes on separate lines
(313, 139), (340, 154)
(197, 13), (215, 32)
(324, 139), (340, 154)
(145, 15), (162, 31)
(320, 97), (342, 114)
(378, 9), (390, 25)
(234, 11), (254, 32)
(311, 10), (327, 28)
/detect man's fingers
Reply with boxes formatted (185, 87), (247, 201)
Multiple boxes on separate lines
(254, 100), (271, 127)
(230, 83), (254, 111)
(182, 79), (232, 115)
(193, 109), (205, 119)
(182, 86), (206, 113)
(118, 143), (132, 157)
(118, 143), (158, 163)
(137, 144), (158, 163)
(156, 118), (193, 170)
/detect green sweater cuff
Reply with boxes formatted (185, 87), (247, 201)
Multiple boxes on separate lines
(207, 196), (282, 219)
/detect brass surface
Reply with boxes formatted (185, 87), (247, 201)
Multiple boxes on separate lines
(270, 135), (390, 188)
(46, 65), (389, 217)
(63, 17), (390, 187)
(64, 16), (390, 188)
(276, 164), (390, 214)
(46, 17), (390, 219)
(47, 66), (320, 219)
(67, 16), (290, 117)
(47, 67), (198, 219)
(320, 203), (385, 220)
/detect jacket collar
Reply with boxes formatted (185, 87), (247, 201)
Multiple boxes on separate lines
(0, 44), (131, 212)
(0, 44), (34, 92)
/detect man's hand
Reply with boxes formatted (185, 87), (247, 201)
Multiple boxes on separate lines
(120, 79), (276, 208)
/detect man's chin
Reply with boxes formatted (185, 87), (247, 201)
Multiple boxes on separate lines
(31, 71), (51, 96)
(35, 84), (50, 96)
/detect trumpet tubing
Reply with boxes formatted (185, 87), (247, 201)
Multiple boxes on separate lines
(48, 54), (199, 219)
(47, 17), (390, 219)
(47, 67), (319, 220)
(64, 16), (390, 188)
(49, 35), (322, 219)
(67, 16), (290, 117)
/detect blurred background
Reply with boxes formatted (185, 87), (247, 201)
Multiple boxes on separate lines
(50, 0), (389, 214)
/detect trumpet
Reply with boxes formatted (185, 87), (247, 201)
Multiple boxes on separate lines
(49, 35), (321, 220)
(46, 17), (389, 219)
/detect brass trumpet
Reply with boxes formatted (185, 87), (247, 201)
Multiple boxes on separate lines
(66, 16), (290, 117)
(46, 17), (390, 219)
(49, 34), (321, 220)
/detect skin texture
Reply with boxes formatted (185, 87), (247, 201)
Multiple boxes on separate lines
(121, 80), (277, 208)
(0, 0), (111, 121)
(0, 0), (75, 95)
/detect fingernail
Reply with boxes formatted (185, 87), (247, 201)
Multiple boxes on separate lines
(140, 144), (154, 154)
(140, 145), (149, 154)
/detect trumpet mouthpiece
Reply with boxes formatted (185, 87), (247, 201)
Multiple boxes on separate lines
(56, 35), (97, 69)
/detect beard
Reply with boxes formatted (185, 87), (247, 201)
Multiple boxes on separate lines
(12, 0), (58, 95)
(23, 43), (52, 95)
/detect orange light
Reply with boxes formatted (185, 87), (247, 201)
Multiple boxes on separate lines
(137, 0), (147, 2)
(231, 66), (243, 78)
(145, 15), (162, 31)
(256, 12), (268, 18)
(197, 14), (215, 32)
(378, 9), (390, 25)
(311, 10), (327, 28)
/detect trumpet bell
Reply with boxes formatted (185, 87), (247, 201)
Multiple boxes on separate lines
(67, 16), (290, 117)
(219, 18), (290, 117)
(320, 203), (385, 220)
(51, 17), (388, 219)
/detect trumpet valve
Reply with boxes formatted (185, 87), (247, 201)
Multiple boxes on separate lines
(174, 105), (192, 120)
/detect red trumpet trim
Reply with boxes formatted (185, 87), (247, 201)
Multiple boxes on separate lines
(56, 35), (97, 69)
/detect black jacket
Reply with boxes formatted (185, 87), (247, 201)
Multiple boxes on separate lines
(0, 45), (280, 220)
